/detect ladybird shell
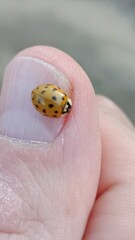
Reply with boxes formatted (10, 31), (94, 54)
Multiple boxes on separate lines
(31, 84), (71, 118)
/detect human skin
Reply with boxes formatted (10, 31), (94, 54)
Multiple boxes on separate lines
(0, 46), (135, 240)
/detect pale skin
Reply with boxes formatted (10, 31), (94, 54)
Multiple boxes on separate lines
(0, 46), (135, 240)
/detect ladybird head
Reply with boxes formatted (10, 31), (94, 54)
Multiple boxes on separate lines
(62, 98), (72, 115)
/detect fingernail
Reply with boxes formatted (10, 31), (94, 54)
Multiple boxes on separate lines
(0, 56), (72, 142)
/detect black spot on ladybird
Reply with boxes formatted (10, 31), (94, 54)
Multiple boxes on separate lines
(61, 96), (65, 100)
(52, 88), (57, 91)
(38, 98), (41, 104)
(52, 96), (57, 101)
(41, 90), (46, 94)
(43, 109), (46, 113)
(48, 104), (54, 108)
(55, 110), (58, 114)
(36, 104), (39, 108)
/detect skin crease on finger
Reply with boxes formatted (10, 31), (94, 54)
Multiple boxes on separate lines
(0, 46), (101, 239)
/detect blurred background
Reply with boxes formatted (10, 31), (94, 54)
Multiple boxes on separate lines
(0, 0), (135, 122)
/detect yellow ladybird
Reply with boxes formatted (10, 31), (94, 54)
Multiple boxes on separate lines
(31, 84), (72, 118)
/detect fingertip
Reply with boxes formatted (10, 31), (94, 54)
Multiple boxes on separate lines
(0, 46), (100, 165)
(0, 47), (101, 229)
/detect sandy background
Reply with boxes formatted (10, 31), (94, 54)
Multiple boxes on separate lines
(0, 0), (135, 122)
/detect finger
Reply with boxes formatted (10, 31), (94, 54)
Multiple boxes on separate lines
(0, 46), (101, 239)
(84, 96), (135, 240)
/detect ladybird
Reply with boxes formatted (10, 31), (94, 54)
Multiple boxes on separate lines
(31, 84), (72, 118)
